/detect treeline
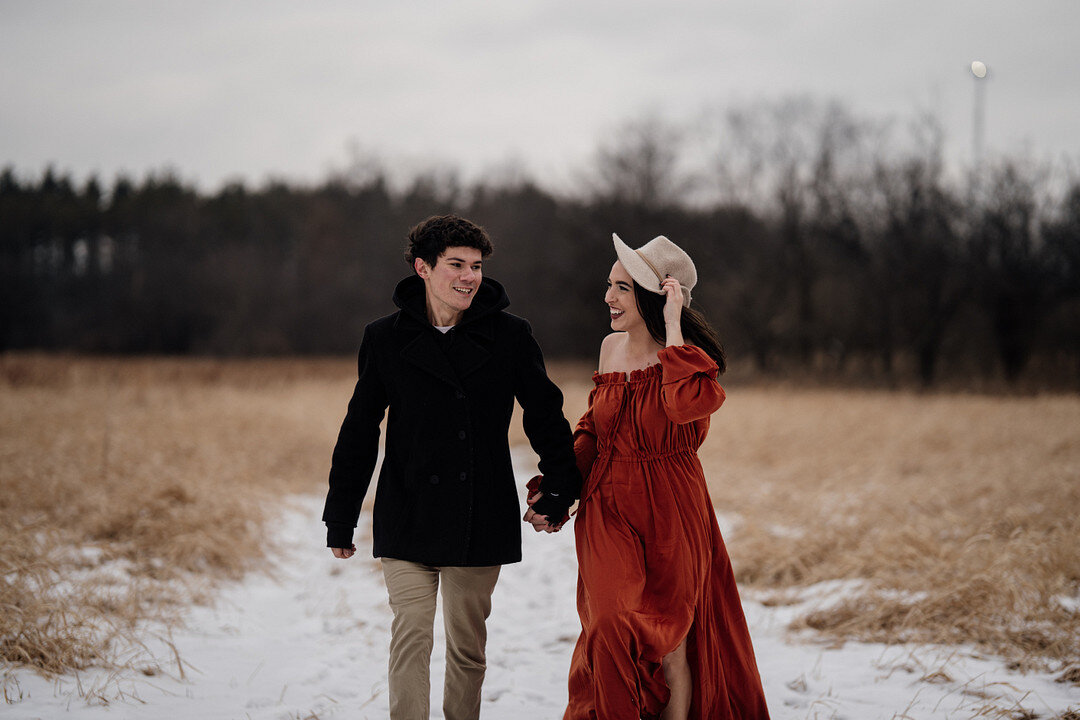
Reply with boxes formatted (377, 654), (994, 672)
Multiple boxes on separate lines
(3, 100), (1079, 386)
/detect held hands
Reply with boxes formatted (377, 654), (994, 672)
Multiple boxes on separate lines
(523, 492), (565, 533)
(523, 476), (566, 534)
(660, 275), (685, 346)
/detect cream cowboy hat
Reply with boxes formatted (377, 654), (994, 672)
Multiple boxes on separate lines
(612, 233), (697, 308)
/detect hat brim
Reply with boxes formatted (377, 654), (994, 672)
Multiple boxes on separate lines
(613, 233), (664, 294)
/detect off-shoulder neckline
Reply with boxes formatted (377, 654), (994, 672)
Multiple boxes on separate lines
(593, 362), (662, 385)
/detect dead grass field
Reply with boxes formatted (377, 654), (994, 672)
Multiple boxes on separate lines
(2, 354), (1078, 686)
(545, 364), (1080, 680)
(698, 384), (1080, 671)
(0, 354), (353, 676)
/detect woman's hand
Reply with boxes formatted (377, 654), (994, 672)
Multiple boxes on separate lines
(661, 275), (685, 346)
(524, 491), (562, 533)
(523, 505), (550, 532)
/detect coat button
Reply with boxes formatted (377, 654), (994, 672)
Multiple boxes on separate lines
(429, 474), (440, 485)
(458, 430), (466, 440)
(459, 472), (467, 481)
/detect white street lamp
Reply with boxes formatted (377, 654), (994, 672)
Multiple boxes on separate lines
(971, 60), (989, 169)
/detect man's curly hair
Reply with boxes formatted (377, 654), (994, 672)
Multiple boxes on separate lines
(405, 215), (494, 269)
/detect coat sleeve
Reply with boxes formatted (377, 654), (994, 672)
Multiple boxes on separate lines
(658, 344), (726, 424)
(512, 319), (582, 516)
(322, 325), (389, 547)
(572, 385), (600, 482)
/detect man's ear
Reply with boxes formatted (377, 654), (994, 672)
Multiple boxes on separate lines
(414, 257), (430, 279)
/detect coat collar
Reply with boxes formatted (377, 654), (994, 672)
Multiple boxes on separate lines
(392, 276), (508, 389)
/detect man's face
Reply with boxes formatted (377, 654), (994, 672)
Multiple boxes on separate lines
(415, 246), (484, 323)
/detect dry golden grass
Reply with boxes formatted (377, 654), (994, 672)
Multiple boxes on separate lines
(3, 353), (1078, 685)
(1, 354), (351, 676)
(698, 386), (1080, 672)
(545, 364), (1080, 674)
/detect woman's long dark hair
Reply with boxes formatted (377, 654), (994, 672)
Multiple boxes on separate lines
(633, 283), (727, 374)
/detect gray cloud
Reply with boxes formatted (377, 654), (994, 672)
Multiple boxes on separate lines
(1, 0), (1076, 190)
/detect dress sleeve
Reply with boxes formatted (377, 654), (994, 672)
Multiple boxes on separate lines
(658, 344), (726, 424)
(572, 385), (601, 480)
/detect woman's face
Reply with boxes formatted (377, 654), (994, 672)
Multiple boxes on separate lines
(605, 261), (644, 332)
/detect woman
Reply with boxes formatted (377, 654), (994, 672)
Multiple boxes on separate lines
(539, 234), (770, 719)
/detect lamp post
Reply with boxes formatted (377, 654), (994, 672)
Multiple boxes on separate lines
(971, 60), (988, 170)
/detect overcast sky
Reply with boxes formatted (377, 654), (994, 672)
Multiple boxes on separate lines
(2, 1), (1078, 192)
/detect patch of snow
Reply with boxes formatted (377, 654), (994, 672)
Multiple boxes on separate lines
(3, 461), (1078, 719)
(1057, 593), (1080, 614)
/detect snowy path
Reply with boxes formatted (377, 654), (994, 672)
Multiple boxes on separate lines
(5, 462), (1078, 719)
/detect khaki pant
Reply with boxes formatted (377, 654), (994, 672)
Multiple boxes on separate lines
(381, 558), (501, 720)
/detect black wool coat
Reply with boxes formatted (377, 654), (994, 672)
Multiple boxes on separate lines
(322, 275), (581, 566)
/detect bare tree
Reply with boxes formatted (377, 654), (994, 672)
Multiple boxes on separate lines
(585, 114), (691, 213)
(970, 160), (1058, 382)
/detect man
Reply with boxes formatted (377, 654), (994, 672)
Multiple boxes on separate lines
(323, 214), (579, 720)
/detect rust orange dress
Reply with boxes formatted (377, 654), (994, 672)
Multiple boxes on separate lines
(565, 344), (770, 720)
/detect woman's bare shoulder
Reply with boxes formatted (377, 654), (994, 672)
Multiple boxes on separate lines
(597, 332), (626, 373)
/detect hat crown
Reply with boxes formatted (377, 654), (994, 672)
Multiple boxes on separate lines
(636, 236), (697, 287)
(612, 233), (697, 307)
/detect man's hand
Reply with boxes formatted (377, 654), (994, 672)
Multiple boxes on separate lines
(331, 545), (356, 559)
(524, 491), (564, 533)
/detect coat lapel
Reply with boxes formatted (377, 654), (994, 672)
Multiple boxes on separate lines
(447, 329), (491, 379)
(398, 321), (462, 390)
(395, 309), (496, 389)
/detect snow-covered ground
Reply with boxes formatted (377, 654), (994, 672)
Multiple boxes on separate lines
(4, 466), (1078, 719)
